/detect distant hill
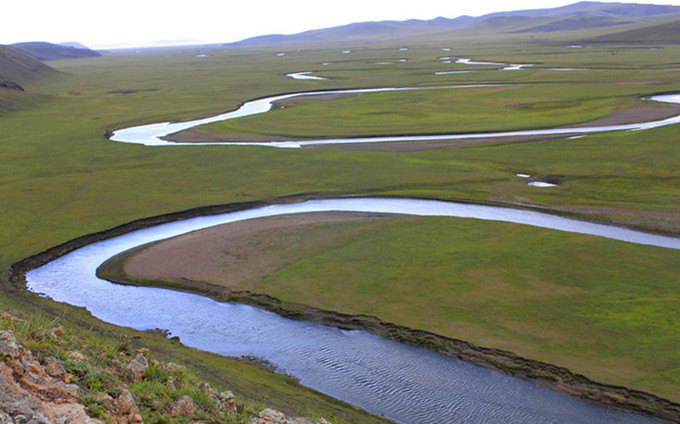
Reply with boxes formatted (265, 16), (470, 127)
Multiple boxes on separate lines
(230, 17), (476, 46)
(0, 46), (55, 114)
(481, 1), (680, 20)
(9, 42), (101, 61)
(0, 45), (55, 84)
(227, 1), (680, 48)
(58, 41), (92, 50)
(584, 18), (680, 43)
(513, 13), (635, 33)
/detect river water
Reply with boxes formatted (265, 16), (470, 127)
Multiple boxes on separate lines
(27, 198), (676, 424)
(110, 87), (680, 149)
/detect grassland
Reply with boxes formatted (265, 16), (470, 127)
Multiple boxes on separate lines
(107, 211), (680, 400)
(586, 18), (680, 44)
(186, 82), (677, 139)
(0, 290), (391, 423)
(1, 31), (680, 418)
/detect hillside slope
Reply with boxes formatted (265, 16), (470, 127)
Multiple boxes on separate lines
(227, 1), (680, 48)
(9, 42), (101, 61)
(585, 18), (680, 43)
(0, 46), (55, 114)
(0, 45), (55, 83)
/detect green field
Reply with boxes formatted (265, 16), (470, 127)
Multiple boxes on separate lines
(108, 212), (680, 397)
(2, 29), (680, 419)
(187, 83), (656, 139)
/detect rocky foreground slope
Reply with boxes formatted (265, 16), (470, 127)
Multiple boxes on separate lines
(0, 310), (331, 424)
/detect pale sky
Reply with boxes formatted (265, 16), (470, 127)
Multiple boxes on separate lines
(4, 0), (680, 49)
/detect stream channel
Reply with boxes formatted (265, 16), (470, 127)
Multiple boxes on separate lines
(38, 85), (680, 422)
(26, 198), (678, 424)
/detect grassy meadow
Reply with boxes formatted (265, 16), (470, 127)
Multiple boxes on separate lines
(1, 31), (680, 413)
(245, 216), (680, 397)
(110, 211), (680, 397)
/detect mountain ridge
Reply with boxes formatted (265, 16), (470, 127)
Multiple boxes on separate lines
(226, 1), (680, 48)
(9, 41), (101, 61)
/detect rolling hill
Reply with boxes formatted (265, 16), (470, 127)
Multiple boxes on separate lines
(0, 46), (55, 113)
(9, 41), (101, 61)
(0, 45), (55, 83)
(227, 1), (680, 48)
(584, 17), (680, 43)
(58, 41), (93, 50)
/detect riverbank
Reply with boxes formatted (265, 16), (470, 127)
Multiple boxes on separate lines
(94, 272), (680, 423)
(161, 96), (680, 152)
(10, 195), (679, 422)
(0, 309), (336, 424)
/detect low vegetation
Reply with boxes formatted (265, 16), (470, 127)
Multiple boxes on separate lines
(189, 82), (673, 139)
(106, 213), (680, 400)
(1, 8), (680, 421)
(0, 294), (391, 424)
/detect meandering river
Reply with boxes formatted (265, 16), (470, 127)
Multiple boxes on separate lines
(110, 85), (680, 149)
(27, 198), (677, 424)
(38, 83), (680, 422)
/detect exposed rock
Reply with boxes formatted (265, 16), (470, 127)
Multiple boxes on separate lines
(214, 390), (235, 411)
(253, 408), (293, 424)
(0, 331), (102, 424)
(0, 411), (14, 424)
(150, 359), (184, 372)
(143, 328), (171, 337)
(171, 395), (197, 416)
(134, 347), (149, 355)
(68, 351), (87, 362)
(44, 402), (103, 424)
(0, 80), (23, 91)
(0, 331), (21, 358)
(43, 356), (68, 381)
(127, 353), (148, 382)
(251, 408), (332, 424)
(129, 413), (143, 423)
(116, 389), (139, 415)
(95, 391), (115, 406)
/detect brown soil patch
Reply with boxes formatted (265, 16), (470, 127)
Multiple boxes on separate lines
(564, 100), (680, 128)
(123, 211), (399, 290)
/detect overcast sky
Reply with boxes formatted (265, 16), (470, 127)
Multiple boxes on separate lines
(4, 0), (680, 49)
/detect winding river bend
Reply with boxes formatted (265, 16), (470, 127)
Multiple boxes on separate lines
(110, 85), (680, 148)
(27, 198), (678, 424)
(41, 85), (680, 422)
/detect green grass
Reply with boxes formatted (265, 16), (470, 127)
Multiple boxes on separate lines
(1, 42), (679, 277)
(0, 292), (392, 424)
(244, 216), (680, 398)
(1, 36), (680, 410)
(191, 82), (674, 139)
(117, 213), (680, 399)
(586, 18), (680, 44)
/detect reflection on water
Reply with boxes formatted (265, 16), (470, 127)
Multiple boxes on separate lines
(27, 198), (676, 424)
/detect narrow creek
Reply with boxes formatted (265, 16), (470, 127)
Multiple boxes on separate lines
(26, 198), (677, 424)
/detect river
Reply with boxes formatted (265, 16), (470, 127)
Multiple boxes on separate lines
(26, 198), (676, 424)
(109, 86), (680, 149)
